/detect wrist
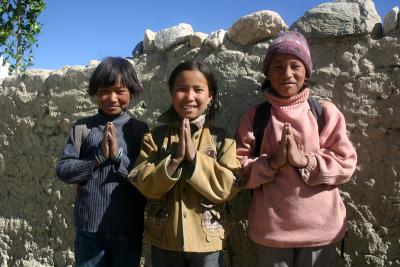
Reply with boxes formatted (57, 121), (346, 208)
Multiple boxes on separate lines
(95, 148), (107, 165)
(111, 147), (123, 163)
(299, 155), (308, 168)
(166, 156), (182, 178)
(169, 156), (183, 166)
(297, 154), (310, 169)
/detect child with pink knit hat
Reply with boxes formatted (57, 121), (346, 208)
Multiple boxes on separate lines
(235, 31), (357, 266)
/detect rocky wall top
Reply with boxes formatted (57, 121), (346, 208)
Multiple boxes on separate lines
(0, 0), (399, 266)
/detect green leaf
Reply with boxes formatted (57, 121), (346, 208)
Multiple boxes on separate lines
(0, 0), (45, 73)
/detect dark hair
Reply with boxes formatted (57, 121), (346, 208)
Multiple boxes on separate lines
(168, 61), (219, 121)
(88, 57), (143, 97)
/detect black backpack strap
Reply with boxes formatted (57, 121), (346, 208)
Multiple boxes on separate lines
(308, 98), (325, 134)
(73, 115), (95, 158)
(253, 101), (271, 157)
(151, 124), (169, 158)
(340, 230), (347, 258)
(253, 99), (324, 157)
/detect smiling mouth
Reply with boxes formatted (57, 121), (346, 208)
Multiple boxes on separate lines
(280, 82), (296, 85)
(183, 105), (197, 111)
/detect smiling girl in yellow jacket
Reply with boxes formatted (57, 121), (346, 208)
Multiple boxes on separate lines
(128, 61), (241, 267)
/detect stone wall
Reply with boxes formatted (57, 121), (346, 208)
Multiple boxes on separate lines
(0, 0), (399, 266)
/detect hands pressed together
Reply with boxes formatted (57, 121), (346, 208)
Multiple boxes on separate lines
(95, 122), (121, 166)
(167, 118), (197, 176)
(268, 122), (308, 171)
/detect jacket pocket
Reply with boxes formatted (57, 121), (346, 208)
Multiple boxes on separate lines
(146, 198), (169, 225)
(144, 197), (170, 239)
(200, 200), (225, 242)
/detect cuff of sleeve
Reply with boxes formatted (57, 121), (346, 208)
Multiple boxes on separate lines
(113, 161), (128, 177)
(299, 153), (317, 185)
(164, 155), (182, 181)
(251, 155), (278, 176)
(246, 155), (277, 187)
(111, 147), (124, 163)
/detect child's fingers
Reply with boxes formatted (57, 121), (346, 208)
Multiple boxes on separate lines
(185, 119), (192, 140)
(180, 119), (186, 139)
(287, 136), (296, 151)
(102, 126), (109, 140)
(286, 123), (293, 137)
(109, 123), (119, 143)
(280, 122), (290, 141)
(174, 119), (185, 158)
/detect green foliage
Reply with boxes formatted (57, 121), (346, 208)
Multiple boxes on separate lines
(0, 0), (45, 75)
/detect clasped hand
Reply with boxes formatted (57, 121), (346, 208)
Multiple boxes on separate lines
(101, 122), (119, 159)
(173, 118), (196, 163)
(269, 122), (307, 171)
(167, 118), (197, 176)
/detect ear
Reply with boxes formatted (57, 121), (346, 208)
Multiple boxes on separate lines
(208, 89), (214, 103)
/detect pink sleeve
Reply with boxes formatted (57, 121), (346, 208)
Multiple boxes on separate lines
(235, 107), (277, 189)
(300, 102), (357, 186)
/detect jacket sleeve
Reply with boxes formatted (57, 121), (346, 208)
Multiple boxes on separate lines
(186, 138), (241, 204)
(235, 107), (278, 189)
(299, 101), (357, 186)
(56, 128), (98, 184)
(128, 132), (179, 199)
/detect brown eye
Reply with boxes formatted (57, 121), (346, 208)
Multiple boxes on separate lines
(97, 89), (107, 95)
(174, 86), (186, 92)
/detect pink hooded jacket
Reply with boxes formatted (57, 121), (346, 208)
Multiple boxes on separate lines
(235, 88), (357, 248)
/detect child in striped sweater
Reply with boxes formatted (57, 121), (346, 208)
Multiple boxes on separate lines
(56, 57), (148, 267)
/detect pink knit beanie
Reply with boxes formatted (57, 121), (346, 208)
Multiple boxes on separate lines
(262, 31), (312, 78)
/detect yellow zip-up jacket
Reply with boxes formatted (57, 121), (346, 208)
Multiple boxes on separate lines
(129, 109), (241, 252)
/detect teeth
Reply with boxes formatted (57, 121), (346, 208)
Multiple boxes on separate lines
(184, 105), (196, 110)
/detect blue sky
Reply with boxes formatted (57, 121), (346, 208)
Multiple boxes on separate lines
(31, 0), (398, 70)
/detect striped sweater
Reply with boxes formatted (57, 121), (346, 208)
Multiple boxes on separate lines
(56, 111), (148, 234)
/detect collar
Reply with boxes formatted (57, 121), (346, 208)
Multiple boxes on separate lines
(158, 107), (207, 130)
(266, 87), (310, 110)
(97, 109), (128, 123)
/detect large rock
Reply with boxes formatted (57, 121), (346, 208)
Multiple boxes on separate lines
(143, 29), (156, 53)
(291, 0), (382, 38)
(190, 32), (208, 48)
(204, 29), (226, 49)
(132, 41), (143, 56)
(154, 23), (193, 51)
(383, 6), (400, 36)
(227, 10), (287, 46)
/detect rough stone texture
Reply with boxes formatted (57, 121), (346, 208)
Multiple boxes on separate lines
(291, 0), (382, 39)
(383, 6), (400, 36)
(204, 29), (226, 49)
(143, 29), (156, 53)
(227, 10), (288, 46)
(154, 23), (193, 51)
(1, 4), (400, 267)
(190, 32), (208, 48)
